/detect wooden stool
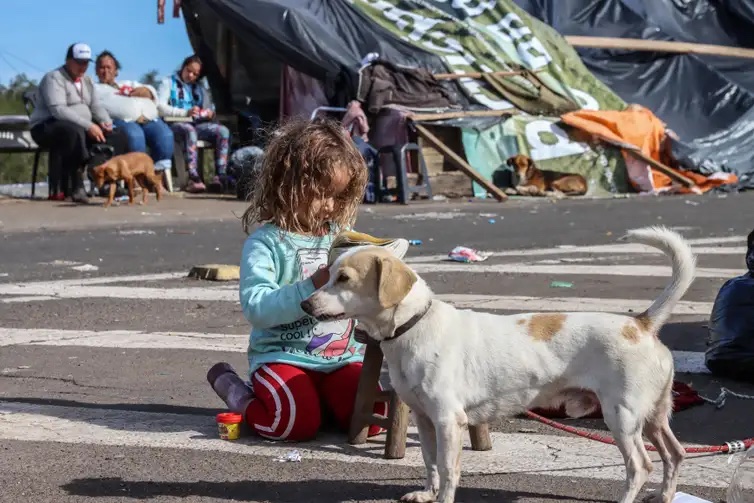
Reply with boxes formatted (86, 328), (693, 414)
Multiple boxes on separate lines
(349, 337), (493, 459)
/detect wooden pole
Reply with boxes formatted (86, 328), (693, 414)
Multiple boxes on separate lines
(565, 36), (754, 60)
(434, 69), (543, 80)
(622, 148), (697, 189)
(409, 109), (517, 121)
(412, 123), (508, 202)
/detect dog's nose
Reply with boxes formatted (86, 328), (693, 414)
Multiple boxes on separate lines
(300, 299), (312, 315)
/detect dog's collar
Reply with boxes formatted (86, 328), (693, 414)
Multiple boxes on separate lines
(383, 300), (433, 343)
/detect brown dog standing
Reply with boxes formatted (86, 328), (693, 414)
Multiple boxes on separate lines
(91, 152), (163, 207)
(506, 154), (587, 197)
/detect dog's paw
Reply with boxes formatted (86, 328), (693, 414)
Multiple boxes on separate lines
(401, 490), (436, 502)
(642, 492), (671, 503)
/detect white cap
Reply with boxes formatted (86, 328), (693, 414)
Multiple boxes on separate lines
(67, 43), (93, 62)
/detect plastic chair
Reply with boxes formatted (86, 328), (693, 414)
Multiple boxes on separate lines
(375, 144), (433, 204)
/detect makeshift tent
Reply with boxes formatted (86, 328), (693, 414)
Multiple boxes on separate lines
(513, 0), (754, 190)
(165, 0), (746, 198)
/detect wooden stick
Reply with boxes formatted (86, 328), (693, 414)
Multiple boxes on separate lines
(623, 148), (697, 188)
(409, 109), (517, 121)
(434, 69), (543, 80)
(469, 424), (493, 451)
(565, 36), (754, 60)
(412, 123), (508, 202)
(481, 73), (511, 99)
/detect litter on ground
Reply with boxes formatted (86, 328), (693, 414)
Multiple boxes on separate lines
(274, 450), (302, 463)
(448, 246), (489, 263)
(550, 281), (574, 288)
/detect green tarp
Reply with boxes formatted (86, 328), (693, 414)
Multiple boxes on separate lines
(462, 117), (631, 197)
(351, 0), (631, 196)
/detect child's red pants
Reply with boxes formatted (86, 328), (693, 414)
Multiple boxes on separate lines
(245, 362), (387, 441)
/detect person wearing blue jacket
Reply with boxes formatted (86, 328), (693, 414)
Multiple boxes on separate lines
(156, 55), (230, 193)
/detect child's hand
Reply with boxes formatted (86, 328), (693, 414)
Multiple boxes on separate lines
(311, 267), (330, 290)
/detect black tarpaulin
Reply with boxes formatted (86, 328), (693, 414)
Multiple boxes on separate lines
(188, 0), (461, 94)
(512, 0), (754, 183)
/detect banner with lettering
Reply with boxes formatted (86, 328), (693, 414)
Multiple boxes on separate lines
(350, 0), (632, 195)
(350, 0), (627, 112)
(460, 116), (631, 198)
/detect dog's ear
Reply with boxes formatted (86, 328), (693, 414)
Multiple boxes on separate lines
(526, 157), (536, 174)
(506, 157), (514, 167)
(92, 164), (106, 186)
(104, 165), (117, 180)
(376, 255), (417, 309)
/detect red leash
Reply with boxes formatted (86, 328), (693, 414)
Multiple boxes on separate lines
(524, 410), (754, 454)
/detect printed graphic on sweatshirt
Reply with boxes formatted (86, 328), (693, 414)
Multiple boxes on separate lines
(296, 247), (328, 280)
(305, 318), (355, 357)
(294, 247), (357, 358)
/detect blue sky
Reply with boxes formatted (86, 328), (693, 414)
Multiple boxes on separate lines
(0, 0), (193, 85)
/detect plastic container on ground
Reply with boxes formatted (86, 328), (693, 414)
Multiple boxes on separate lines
(728, 445), (754, 503)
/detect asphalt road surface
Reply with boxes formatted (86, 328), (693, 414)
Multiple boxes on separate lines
(1, 192), (754, 503)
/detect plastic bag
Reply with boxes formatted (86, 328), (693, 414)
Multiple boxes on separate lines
(705, 230), (754, 383)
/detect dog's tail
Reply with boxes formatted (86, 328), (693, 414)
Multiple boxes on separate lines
(624, 226), (697, 331)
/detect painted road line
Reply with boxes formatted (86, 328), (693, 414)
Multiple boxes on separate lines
(404, 239), (746, 264)
(406, 245), (746, 263)
(0, 328), (709, 374)
(410, 263), (740, 278)
(0, 284), (235, 302)
(0, 401), (734, 487)
(0, 328), (246, 352)
(0, 283), (714, 316)
(442, 294), (713, 316)
(0, 272), (190, 300)
(0, 296), (58, 303)
(672, 351), (710, 375)
(0, 264), (738, 301)
(685, 235), (746, 245)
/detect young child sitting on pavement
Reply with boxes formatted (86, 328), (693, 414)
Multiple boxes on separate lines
(207, 118), (408, 441)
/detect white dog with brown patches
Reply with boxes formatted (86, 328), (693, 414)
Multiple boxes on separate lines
(301, 226), (696, 503)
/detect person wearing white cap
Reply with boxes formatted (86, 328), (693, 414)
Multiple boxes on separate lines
(29, 42), (128, 203)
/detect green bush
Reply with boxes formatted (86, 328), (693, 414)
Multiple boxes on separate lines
(0, 74), (44, 184)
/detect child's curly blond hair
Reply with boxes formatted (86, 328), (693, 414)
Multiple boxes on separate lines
(241, 118), (368, 235)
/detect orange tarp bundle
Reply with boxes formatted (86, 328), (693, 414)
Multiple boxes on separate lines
(561, 105), (737, 194)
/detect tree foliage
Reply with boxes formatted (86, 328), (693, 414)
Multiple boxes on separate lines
(140, 69), (160, 89)
(0, 73), (44, 185)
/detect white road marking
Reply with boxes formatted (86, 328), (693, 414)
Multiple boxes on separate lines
(0, 296), (58, 303)
(410, 263), (740, 278)
(0, 401), (734, 487)
(0, 283), (714, 316)
(444, 294), (713, 315)
(0, 328), (710, 374)
(685, 235), (745, 245)
(404, 237), (746, 264)
(0, 261), (734, 305)
(0, 328), (246, 352)
(0, 284), (234, 302)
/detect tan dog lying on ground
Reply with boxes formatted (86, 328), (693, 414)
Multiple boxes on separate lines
(507, 154), (588, 197)
(91, 152), (163, 207)
(301, 226), (696, 503)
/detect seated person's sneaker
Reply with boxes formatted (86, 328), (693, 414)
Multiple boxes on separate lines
(185, 179), (206, 193)
(328, 230), (409, 265)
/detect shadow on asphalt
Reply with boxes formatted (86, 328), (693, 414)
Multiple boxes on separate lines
(3, 396), (219, 418)
(61, 476), (612, 502)
(659, 319), (710, 352)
